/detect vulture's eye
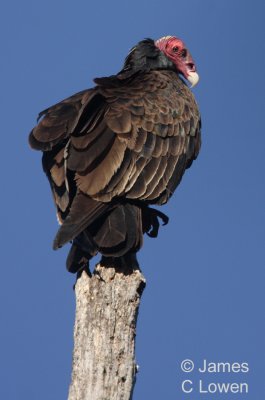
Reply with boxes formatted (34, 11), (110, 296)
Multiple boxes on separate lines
(181, 49), (187, 58)
(172, 46), (179, 53)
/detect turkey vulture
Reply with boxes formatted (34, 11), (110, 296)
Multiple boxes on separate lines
(29, 36), (201, 273)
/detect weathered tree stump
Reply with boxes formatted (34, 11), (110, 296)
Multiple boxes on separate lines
(68, 263), (146, 400)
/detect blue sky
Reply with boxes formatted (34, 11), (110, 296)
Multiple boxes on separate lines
(1, 0), (264, 399)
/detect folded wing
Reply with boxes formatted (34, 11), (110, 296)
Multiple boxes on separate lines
(29, 70), (201, 248)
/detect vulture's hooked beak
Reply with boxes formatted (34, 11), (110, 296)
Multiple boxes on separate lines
(187, 71), (199, 88)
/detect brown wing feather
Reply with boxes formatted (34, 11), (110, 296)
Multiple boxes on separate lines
(29, 89), (95, 151)
(29, 88), (104, 222)
(75, 70), (201, 204)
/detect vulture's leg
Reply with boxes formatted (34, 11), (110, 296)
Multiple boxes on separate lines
(67, 231), (98, 275)
(66, 242), (92, 276)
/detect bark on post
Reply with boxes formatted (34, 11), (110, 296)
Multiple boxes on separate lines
(68, 262), (146, 400)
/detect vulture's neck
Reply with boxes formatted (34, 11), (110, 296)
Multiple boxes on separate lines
(94, 39), (178, 86)
(120, 38), (176, 75)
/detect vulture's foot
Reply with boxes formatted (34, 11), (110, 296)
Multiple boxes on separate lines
(142, 206), (169, 238)
(100, 252), (140, 273)
(66, 240), (92, 277)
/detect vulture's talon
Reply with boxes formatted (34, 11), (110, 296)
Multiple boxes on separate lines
(143, 206), (169, 238)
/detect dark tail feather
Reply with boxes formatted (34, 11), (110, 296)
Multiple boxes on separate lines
(65, 203), (143, 272)
(62, 201), (167, 273)
(53, 192), (111, 250)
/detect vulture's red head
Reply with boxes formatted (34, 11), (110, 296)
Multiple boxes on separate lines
(119, 36), (199, 87)
(155, 36), (199, 87)
(119, 36), (199, 88)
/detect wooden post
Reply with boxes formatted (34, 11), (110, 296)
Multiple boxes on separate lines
(68, 263), (146, 400)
